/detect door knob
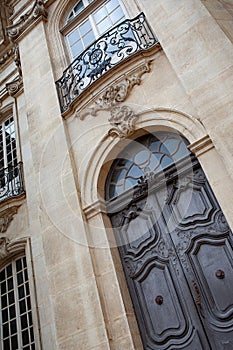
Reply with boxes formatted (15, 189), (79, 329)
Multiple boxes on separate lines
(215, 269), (225, 279)
(155, 295), (163, 305)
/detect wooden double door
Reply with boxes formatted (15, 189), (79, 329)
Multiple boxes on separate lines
(108, 160), (233, 349)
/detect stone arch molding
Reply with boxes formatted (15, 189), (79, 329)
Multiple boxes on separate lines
(80, 107), (208, 214)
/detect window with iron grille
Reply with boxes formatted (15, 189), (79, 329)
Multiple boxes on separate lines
(0, 116), (17, 188)
(66, 0), (127, 59)
(0, 256), (35, 350)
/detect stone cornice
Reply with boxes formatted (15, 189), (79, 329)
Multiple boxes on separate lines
(6, 0), (48, 42)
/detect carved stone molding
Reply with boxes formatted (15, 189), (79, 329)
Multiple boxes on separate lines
(0, 45), (14, 65)
(6, 0), (48, 42)
(83, 199), (107, 220)
(0, 44), (22, 78)
(0, 236), (28, 260)
(0, 237), (10, 259)
(189, 135), (214, 157)
(76, 60), (152, 138)
(0, 206), (21, 233)
(6, 77), (23, 97)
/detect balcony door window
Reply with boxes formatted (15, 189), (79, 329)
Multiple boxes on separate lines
(66, 0), (127, 59)
(0, 116), (17, 172)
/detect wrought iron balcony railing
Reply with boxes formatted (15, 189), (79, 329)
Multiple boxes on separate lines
(0, 162), (25, 202)
(56, 13), (159, 114)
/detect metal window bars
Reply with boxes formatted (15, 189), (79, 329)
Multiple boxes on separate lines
(56, 13), (159, 114)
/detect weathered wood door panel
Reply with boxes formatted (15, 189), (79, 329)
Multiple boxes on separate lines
(106, 133), (233, 349)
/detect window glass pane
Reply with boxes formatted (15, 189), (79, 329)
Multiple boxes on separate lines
(9, 305), (16, 319)
(106, 0), (120, 13)
(11, 335), (18, 350)
(67, 29), (80, 46)
(3, 323), (9, 337)
(71, 42), (83, 58)
(22, 329), (29, 345)
(21, 314), (28, 330)
(97, 17), (112, 35)
(74, 1), (84, 15)
(79, 19), (92, 36)
(19, 299), (26, 314)
(82, 31), (95, 48)
(6, 265), (12, 278)
(1, 294), (7, 308)
(93, 6), (108, 23)
(10, 319), (17, 334)
(17, 272), (23, 285)
(7, 278), (13, 291)
(2, 308), (8, 323)
(1, 281), (6, 294)
(110, 6), (124, 24)
(3, 338), (10, 348)
(0, 269), (5, 280)
(8, 291), (15, 305)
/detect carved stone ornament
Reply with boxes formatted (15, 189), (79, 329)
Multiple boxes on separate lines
(0, 237), (10, 259)
(0, 45), (15, 65)
(6, 0), (47, 41)
(76, 61), (152, 138)
(0, 206), (20, 233)
(6, 76), (23, 97)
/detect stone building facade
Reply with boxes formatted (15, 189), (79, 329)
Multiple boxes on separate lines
(0, 0), (233, 349)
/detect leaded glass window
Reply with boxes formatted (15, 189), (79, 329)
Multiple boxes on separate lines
(0, 256), (35, 350)
(106, 132), (191, 199)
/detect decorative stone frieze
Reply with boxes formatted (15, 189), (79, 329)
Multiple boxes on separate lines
(76, 60), (152, 138)
(6, 0), (47, 42)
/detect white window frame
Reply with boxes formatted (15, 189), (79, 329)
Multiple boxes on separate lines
(0, 255), (36, 349)
(61, 0), (129, 60)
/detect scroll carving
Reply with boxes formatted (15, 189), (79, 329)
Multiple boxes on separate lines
(6, 77), (23, 97)
(6, 0), (47, 41)
(0, 237), (10, 259)
(76, 61), (152, 138)
(0, 206), (20, 233)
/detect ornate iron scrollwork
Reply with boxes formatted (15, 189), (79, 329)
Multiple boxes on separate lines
(0, 162), (25, 202)
(56, 13), (159, 113)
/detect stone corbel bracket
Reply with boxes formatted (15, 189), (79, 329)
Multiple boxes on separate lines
(6, 0), (48, 42)
(0, 236), (28, 259)
(0, 205), (22, 234)
(6, 77), (23, 97)
(76, 60), (152, 138)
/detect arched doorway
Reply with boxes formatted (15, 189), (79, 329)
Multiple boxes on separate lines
(105, 131), (233, 350)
